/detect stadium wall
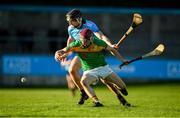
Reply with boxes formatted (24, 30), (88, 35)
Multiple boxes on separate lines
(1, 55), (180, 86)
(0, 6), (180, 86)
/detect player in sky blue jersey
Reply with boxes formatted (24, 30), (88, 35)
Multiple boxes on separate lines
(65, 9), (130, 106)
(68, 19), (100, 41)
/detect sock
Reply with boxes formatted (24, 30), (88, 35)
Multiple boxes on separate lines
(92, 96), (99, 103)
(117, 93), (126, 104)
(80, 89), (86, 95)
(121, 88), (128, 96)
(117, 94), (122, 100)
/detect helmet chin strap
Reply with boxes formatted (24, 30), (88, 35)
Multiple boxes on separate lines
(81, 41), (92, 48)
(81, 41), (92, 49)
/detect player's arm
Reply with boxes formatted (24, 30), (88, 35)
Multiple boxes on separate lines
(56, 36), (72, 62)
(94, 31), (112, 46)
(55, 36), (74, 60)
(106, 45), (128, 63)
(89, 20), (113, 46)
(67, 36), (74, 46)
(95, 31), (116, 56)
(55, 45), (72, 62)
(57, 36), (74, 62)
(55, 41), (79, 62)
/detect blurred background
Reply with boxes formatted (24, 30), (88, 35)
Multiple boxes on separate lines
(0, 0), (180, 87)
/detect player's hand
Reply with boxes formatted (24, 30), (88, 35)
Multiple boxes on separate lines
(54, 50), (66, 62)
(122, 60), (130, 65)
(54, 51), (61, 62)
(112, 44), (118, 49)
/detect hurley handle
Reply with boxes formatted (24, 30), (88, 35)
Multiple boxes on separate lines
(119, 56), (142, 69)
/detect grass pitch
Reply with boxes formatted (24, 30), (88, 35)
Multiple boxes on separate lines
(0, 83), (180, 117)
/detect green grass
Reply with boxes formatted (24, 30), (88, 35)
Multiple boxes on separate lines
(0, 83), (180, 117)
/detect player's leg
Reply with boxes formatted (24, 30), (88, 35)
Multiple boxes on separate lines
(105, 72), (128, 96)
(96, 65), (128, 96)
(68, 56), (88, 104)
(66, 74), (76, 97)
(102, 79), (130, 106)
(101, 79), (120, 95)
(81, 74), (103, 107)
(68, 56), (82, 89)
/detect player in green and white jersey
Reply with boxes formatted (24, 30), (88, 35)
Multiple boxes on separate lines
(55, 28), (130, 107)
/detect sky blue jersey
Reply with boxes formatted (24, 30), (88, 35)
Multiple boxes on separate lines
(68, 19), (100, 41)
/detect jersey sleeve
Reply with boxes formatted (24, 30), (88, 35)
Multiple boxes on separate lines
(66, 41), (81, 51)
(93, 36), (107, 49)
(87, 20), (100, 32)
(67, 26), (73, 39)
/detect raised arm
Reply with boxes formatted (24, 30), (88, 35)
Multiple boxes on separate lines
(94, 31), (112, 46)
(106, 45), (128, 63)
(55, 36), (73, 62)
(94, 31), (118, 56)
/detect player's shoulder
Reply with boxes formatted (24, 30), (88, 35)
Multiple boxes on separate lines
(68, 25), (74, 31)
(66, 40), (81, 51)
(84, 19), (99, 32)
(85, 19), (95, 23)
(93, 36), (107, 46)
(85, 19), (97, 26)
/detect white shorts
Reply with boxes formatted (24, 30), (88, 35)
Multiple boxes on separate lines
(83, 65), (113, 85)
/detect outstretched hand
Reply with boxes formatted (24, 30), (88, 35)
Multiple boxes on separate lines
(119, 60), (130, 69)
(123, 60), (130, 65)
(111, 44), (119, 50)
(54, 50), (67, 62)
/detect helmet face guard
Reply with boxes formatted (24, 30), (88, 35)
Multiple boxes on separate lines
(80, 40), (92, 49)
(67, 17), (82, 28)
(80, 28), (93, 48)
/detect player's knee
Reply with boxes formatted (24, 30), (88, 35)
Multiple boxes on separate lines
(68, 68), (73, 75)
(68, 67), (77, 75)
(80, 79), (88, 87)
